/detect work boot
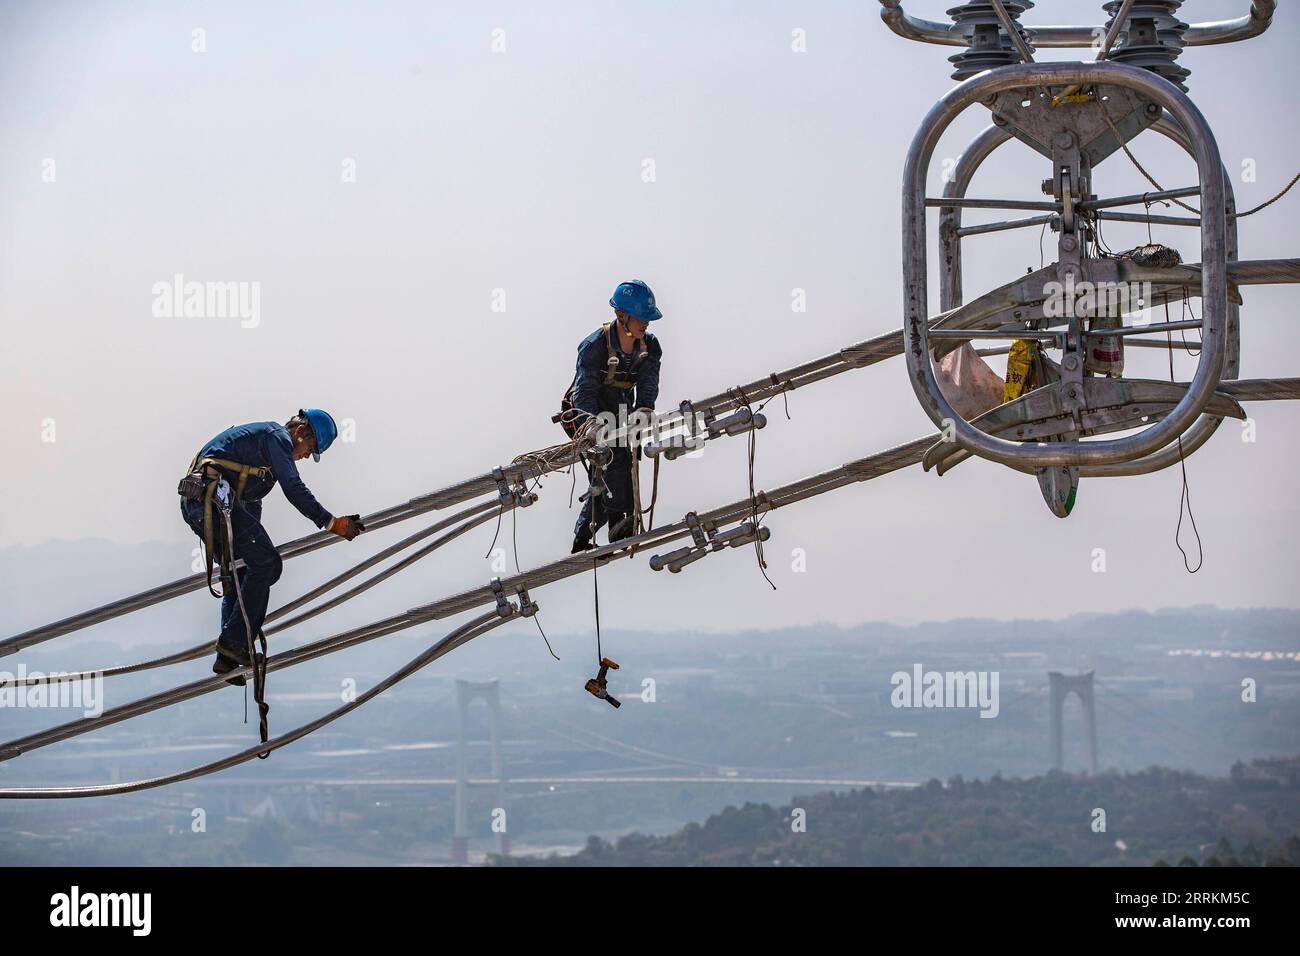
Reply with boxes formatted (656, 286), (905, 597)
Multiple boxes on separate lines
(212, 641), (252, 687)
(571, 535), (594, 554)
(607, 514), (633, 542)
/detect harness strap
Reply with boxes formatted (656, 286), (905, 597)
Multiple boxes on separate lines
(190, 456), (272, 499)
(601, 322), (647, 388)
(186, 456), (273, 599)
(201, 478), (221, 598)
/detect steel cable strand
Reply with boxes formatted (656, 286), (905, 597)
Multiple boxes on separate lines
(0, 609), (512, 799)
(0, 607), (441, 761)
(0, 500), (431, 657)
(0, 427), (1170, 765)
(0, 325), (924, 655)
(0, 291), (1176, 654)
(408, 524), (697, 621)
(417, 436), (944, 622)
(265, 498), (504, 624)
(1, 501), (509, 689)
(0, 441), (582, 656)
(262, 503), (509, 636)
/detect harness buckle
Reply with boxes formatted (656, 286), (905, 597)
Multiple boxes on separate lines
(214, 478), (235, 515)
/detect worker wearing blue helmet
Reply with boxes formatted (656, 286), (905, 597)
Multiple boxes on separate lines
(178, 409), (364, 682)
(564, 280), (663, 552)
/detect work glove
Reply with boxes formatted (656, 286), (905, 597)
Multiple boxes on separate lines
(329, 514), (366, 540)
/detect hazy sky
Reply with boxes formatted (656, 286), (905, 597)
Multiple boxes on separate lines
(2, 0), (1298, 634)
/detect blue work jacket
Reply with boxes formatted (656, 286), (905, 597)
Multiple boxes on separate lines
(193, 422), (333, 528)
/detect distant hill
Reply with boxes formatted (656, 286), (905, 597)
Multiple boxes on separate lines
(501, 758), (1300, 867)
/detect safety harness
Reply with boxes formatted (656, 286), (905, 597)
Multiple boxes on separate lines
(553, 322), (651, 439)
(599, 320), (649, 388)
(179, 456), (272, 598)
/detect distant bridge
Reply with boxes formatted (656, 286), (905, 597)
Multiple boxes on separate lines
(178, 775), (920, 789)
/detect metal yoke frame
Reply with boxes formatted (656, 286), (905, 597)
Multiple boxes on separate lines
(938, 111), (1242, 478)
(902, 60), (1229, 469)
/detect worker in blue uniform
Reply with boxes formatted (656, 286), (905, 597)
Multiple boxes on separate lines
(179, 409), (363, 681)
(568, 280), (663, 552)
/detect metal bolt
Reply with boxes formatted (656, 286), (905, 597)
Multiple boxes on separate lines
(1055, 132), (1074, 149)
(1061, 235), (1078, 252)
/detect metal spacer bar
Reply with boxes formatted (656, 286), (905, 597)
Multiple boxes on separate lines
(684, 511), (709, 549)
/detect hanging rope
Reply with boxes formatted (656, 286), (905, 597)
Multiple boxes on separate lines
(215, 490), (270, 756)
(768, 372), (793, 421)
(646, 453), (661, 532)
(592, 555), (604, 666)
(1116, 191), (1206, 574)
(1099, 100), (1299, 218)
(1235, 170), (1300, 218)
(629, 445), (643, 549)
(1165, 298), (1204, 573)
(627, 421), (654, 557)
(510, 496), (559, 661)
(727, 384), (776, 591)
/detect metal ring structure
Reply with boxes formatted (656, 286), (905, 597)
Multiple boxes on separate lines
(902, 60), (1228, 469)
(937, 113), (1242, 478)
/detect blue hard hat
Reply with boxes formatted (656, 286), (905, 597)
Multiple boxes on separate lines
(609, 279), (662, 322)
(300, 408), (338, 462)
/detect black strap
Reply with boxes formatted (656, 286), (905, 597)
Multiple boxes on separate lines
(603, 322), (646, 385)
(253, 628), (271, 758)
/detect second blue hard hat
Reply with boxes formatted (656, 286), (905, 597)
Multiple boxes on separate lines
(610, 279), (662, 322)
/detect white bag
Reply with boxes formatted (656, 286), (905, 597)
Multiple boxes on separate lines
(933, 344), (1004, 420)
